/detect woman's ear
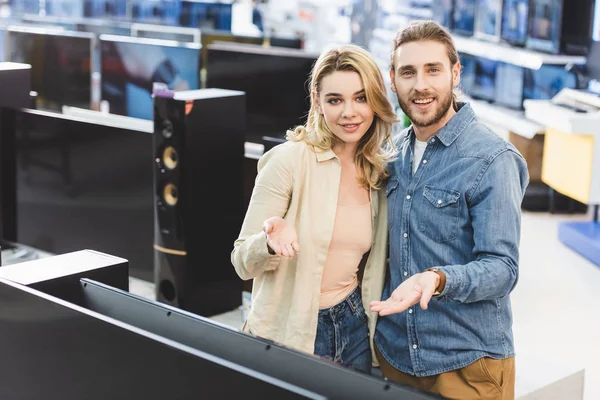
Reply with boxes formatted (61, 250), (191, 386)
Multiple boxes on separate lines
(312, 90), (322, 114)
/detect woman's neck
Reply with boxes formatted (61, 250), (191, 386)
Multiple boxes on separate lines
(332, 142), (358, 163)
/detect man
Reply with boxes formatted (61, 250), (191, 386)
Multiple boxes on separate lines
(369, 20), (529, 400)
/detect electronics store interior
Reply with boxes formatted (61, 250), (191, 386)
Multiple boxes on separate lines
(0, 0), (599, 399)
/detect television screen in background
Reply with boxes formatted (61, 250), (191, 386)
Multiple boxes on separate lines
(100, 35), (201, 120)
(459, 53), (477, 96)
(471, 57), (497, 102)
(501, 0), (529, 45)
(594, 0), (600, 41)
(431, 0), (454, 30)
(9, 0), (40, 16)
(527, 0), (561, 53)
(475, 0), (503, 39)
(205, 43), (317, 143)
(7, 27), (94, 111)
(83, 0), (128, 18)
(179, 1), (233, 30)
(495, 62), (525, 109)
(45, 0), (85, 18)
(523, 64), (577, 100)
(453, 0), (477, 36)
(0, 28), (5, 63)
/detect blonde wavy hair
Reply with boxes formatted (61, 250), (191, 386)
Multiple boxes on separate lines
(286, 44), (398, 190)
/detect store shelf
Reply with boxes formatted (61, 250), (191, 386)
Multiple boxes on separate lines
(468, 97), (544, 139)
(453, 35), (587, 69)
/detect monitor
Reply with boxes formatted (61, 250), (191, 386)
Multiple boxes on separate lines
(494, 62), (525, 109)
(200, 29), (265, 82)
(0, 28), (5, 62)
(100, 34), (201, 120)
(10, 0), (40, 15)
(431, 0), (454, 30)
(14, 108), (155, 281)
(130, 0), (179, 25)
(84, 0), (128, 18)
(0, 277), (325, 399)
(501, 0), (529, 45)
(46, 0), (85, 18)
(7, 27), (94, 111)
(205, 43), (318, 143)
(459, 52), (477, 96)
(198, 30), (302, 87)
(475, 0), (503, 39)
(452, 0), (477, 36)
(80, 278), (440, 400)
(179, 1), (233, 31)
(595, 0), (600, 41)
(471, 57), (497, 101)
(527, 0), (561, 53)
(588, 0), (600, 79)
(523, 64), (577, 100)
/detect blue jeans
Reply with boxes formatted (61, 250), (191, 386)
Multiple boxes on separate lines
(313, 287), (372, 373)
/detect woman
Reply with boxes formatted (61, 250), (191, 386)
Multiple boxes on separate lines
(231, 44), (396, 373)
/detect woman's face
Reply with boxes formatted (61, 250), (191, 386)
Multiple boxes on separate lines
(315, 70), (374, 146)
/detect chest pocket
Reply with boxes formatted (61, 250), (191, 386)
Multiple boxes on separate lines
(386, 179), (399, 228)
(419, 185), (460, 243)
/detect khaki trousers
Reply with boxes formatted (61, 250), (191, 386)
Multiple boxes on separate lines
(375, 345), (515, 400)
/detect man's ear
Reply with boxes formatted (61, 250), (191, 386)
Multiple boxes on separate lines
(452, 62), (461, 88)
(312, 90), (322, 113)
(389, 69), (397, 93)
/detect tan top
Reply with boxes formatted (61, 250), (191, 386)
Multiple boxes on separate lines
(231, 140), (388, 360)
(319, 202), (372, 309)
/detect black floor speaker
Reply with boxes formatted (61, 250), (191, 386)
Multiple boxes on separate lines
(153, 89), (245, 317)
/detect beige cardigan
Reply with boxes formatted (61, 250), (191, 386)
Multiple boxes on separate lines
(231, 140), (388, 358)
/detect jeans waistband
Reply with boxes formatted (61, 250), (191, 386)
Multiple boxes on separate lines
(319, 286), (362, 317)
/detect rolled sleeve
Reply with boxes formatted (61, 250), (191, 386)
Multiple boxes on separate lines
(231, 144), (295, 280)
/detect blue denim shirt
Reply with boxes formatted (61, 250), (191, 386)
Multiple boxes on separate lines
(374, 103), (529, 376)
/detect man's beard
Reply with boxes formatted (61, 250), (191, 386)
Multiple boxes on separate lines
(397, 84), (454, 128)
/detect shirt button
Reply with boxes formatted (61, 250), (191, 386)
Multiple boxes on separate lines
(406, 195), (411, 200)
(403, 233), (408, 238)
(413, 344), (418, 349)
(422, 160), (428, 164)
(437, 199), (442, 205)
(430, 138), (436, 143)
(409, 309), (413, 314)
(404, 271), (408, 276)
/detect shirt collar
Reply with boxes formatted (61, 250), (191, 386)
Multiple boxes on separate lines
(314, 146), (337, 162)
(434, 102), (475, 146)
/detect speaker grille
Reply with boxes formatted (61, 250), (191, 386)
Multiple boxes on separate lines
(162, 183), (178, 206)
(162, 146), (178, 170)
